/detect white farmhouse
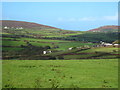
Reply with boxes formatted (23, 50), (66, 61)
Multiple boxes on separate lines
(49, 51), (52, 53)
(100, 41), (113, 46)
(114, 44), (119, 46)
(43, 51), (47, 54)
(68, 47), (73, 50)
(43, 50), (52, 54)
(104, 43), (113, 46)
(19, 27), (23, 29)
(4, 26), (9, 29)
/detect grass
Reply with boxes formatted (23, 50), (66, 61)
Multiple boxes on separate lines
(63, 54), (95, 59)
(2, 59), (118, 88)
(77, 47), (118, 53)
(2, 41), (26, 46)
(2, 28), (82, 38)
(30, 42), (52, 47)
(56, 42), (94, 51)
(2, 37), (95, 51)
(2, 47), (23, 51)
(13, 37), (71, 43)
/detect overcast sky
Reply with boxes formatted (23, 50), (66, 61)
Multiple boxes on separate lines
(2, 2), (118, 31)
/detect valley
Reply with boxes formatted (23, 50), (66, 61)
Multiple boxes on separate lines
(1, 20), (119, 88)
(1, 20), (119, 60)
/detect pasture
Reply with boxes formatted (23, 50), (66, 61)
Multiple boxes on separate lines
(2, 59), (118, 88)
(2, 37), (95, 51)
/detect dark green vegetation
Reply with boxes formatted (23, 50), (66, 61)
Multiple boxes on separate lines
(66, 32), (119, 43)
(2, 59), (118, 88)
(1, 20), (119, 60)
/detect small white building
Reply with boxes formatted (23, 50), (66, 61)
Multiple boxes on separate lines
(19, 27), (23, 29)
(104, 43), (113, 46)
(43, 50), (52, 54)
(16, 27), (23, 29)
(68, 47), (73, 50)
(49, 51), (52, 53)
(4, 26), (9, 29)
(114, 44), (119, 46)
(100, 41), (113, 46)
(43, 51), (47, 54)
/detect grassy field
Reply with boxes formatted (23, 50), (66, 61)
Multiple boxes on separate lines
(77, 47), (118, 53)
(2, 37), (95, 51)
(2, 59), (118, 88)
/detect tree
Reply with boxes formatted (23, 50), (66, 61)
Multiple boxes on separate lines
(45, 46), (51, 49)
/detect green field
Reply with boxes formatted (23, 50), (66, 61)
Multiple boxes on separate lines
(2, 37), (95, 51)
(2, 35), (119, 60)
(2, 59), (118, 88)
(77, 47), (118, 53)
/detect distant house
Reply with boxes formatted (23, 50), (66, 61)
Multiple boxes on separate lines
(43, 51), (47, 54)
(43, 50), (52, 54)
(4, 26), (9, 29)
(100, 41), (113, 46)
(16, 27), (23, 29)
(68, 47), (73, 50)
(19, 27), (23, 29)
(104, 43), (113, 46)
(114, 44), (119, 46)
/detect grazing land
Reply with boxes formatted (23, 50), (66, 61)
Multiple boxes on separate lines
(1, 20), (119, 88)
(2, 59), (118, 88)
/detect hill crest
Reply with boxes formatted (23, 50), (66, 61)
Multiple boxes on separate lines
(88, 25), (119, 32)
(1, 20), (60, 30)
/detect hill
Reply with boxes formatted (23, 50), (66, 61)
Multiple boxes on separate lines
(88, 25), (119, 32)
(1, 20), (82, 38)
(66, 32), (119, 43)
(1, 20), (119, 60)
(1, 20), (59, 29)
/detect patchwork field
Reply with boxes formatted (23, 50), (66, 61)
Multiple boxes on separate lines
(2, 20), (119, 60)
(2, 35), (119, 60)
(2, 37), (93, 51)
(2, 59), (118, 88)
(1, 20), (119, 89)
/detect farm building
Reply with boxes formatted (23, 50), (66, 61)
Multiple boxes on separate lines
(43, 50), (52, 54)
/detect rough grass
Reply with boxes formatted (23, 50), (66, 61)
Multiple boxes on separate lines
(2, 37), (95, 51)
(77, 47), (118, 53)
(56, 42), (94, 51)
(2, 47), (23, 51)
(2, 59), (118, 88)
(2, 41), (26, 46)
(16, 38), (71, 43)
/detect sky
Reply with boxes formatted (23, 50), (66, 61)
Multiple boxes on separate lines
(2, 2), (118, 31)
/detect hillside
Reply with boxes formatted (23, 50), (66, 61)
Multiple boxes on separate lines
(1, 20), (119, 60)
(1, 20), (82, 38)
(1, 20), (59, 29)
(66, 32), (119, 43)
(88, 25), (119, 32)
